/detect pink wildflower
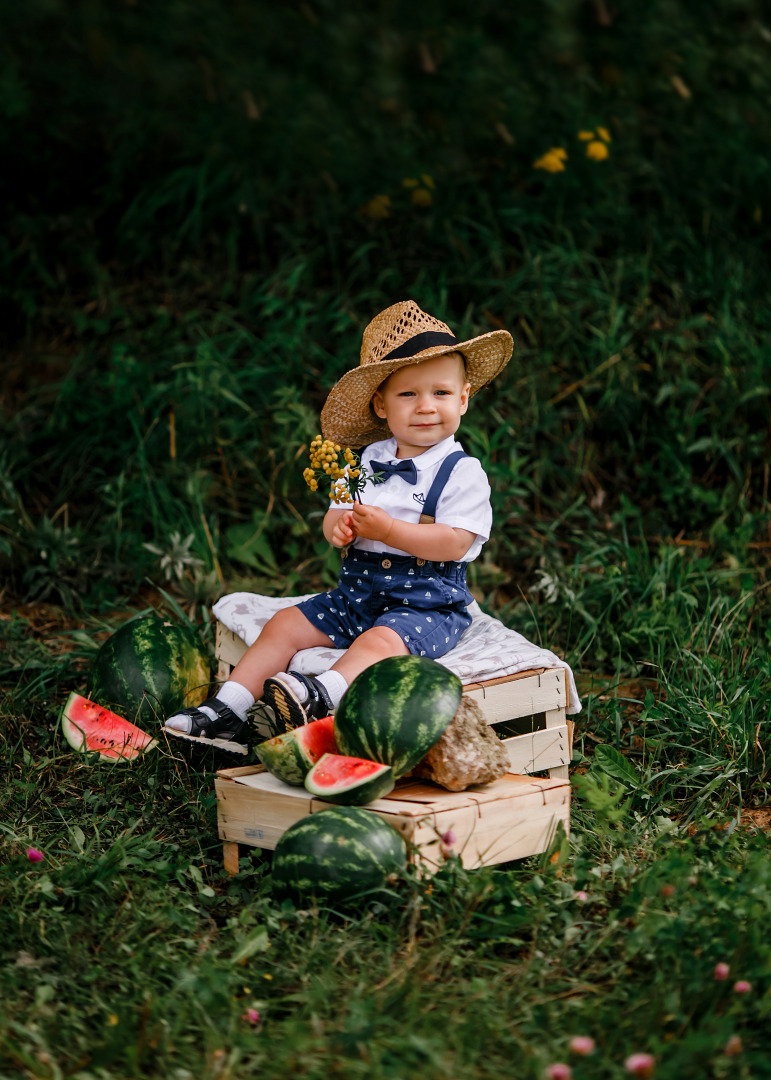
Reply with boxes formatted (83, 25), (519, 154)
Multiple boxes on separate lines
(733, 980), (751, 994)
(242, 1008), (260, 1026)
(544, 1064), (572, 1080)
(440, 830), (457, 847)
(661, 884), (675, 898)
(568, 1036), (595, 1056)
(575, 890), (588, 902)
(26, 848), (44, 863)
(625, 1052), (655, 1077)
(724, 1035), (743, 1057)
(713, 962), (730, 980)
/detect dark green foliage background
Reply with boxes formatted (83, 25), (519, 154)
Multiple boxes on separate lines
(3, 0), (771, 613)
(2, 2), (771, 1078)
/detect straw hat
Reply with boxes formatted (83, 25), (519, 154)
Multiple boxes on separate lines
(321, 300), (514, 447)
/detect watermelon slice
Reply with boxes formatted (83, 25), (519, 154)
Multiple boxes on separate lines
(256, 715), (338, 786)
(60, 692), (157, 762)
(304, 753), (395, 806)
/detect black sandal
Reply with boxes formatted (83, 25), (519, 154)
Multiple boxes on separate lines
(262, 672), (334, 733)
(163, 697), (249, 755)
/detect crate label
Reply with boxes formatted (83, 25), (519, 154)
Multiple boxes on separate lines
(244, 827), (265, 840)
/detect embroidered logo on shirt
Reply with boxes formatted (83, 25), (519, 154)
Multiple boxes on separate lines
(412, 492), (426, 505)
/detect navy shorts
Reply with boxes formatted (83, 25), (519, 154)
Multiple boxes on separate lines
(295, 548), (473, 658)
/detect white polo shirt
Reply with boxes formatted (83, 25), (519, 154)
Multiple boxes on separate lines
(330, 435), (492, 562)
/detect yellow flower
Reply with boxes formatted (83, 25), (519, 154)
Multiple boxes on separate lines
(402, 177), (418, 188)
(533, 148), (567, 173)
(586, 140), (609, 161)
(420, 173), (435, 189)
(577, 130), (595, 141)
(360, 194), (391, 220)
(107, 1014), (119, 1027)
(411, 187), (432, 208)
(597, 126), (611, 143)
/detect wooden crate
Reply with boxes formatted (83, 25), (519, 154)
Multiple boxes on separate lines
(216, 764), (570, 873)
(213, 620), (574, 874)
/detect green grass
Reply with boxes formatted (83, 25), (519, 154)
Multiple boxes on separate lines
(2, 2), (771, 1076)
(2, 526), (769, 1078)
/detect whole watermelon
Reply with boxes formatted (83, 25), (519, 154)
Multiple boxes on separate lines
(272, 806), (406, 904)
(334, 655), (462, 777)
(87, 613), (210, 725)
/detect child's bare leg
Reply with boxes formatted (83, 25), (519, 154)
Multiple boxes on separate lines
(229, 606), (334, 699)
(330, 625), (408, 685)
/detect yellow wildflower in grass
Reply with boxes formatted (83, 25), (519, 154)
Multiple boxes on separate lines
(360, 194), (391, 220)
(411, 187), (433, 207)
(420, 173), (435, 189)
(586, 140), (609, 161)
(534, 147), (567, 173)
(577, 127), (612, 161)
(402, 177), (418, 188)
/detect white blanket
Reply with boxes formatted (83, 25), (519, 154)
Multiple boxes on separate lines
(213, 592), (581, 715)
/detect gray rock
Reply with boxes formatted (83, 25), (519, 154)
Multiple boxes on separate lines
(411, 695), (510, 791)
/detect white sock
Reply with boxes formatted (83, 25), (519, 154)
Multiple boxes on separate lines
(272, 672), (309, 703)
(165, 680), (255, 733)
(217, 680), (255, 719)
(316, 670), (348, 710)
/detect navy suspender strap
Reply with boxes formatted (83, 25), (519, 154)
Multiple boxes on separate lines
(418, 450), (468, 524)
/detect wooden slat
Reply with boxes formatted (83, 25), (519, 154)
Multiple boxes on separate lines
(463, 668), (545, 691)
(216, 774), (317, 849)
(464, 669), (566, 724)
(216, 623), (249, 668)
(218, 763), (267, 780)
(412, 798), (570, 871)
(544, 706), (571, 779)
(502, 723), (570, 774)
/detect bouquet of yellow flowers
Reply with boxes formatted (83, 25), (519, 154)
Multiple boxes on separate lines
(303, 436), (381, 504)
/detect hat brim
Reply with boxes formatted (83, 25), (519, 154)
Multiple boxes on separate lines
(320, 328), (514, 448)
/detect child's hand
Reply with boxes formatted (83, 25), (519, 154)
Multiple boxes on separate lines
(330, 511), (355, 549)
(350, 502), (393, 544)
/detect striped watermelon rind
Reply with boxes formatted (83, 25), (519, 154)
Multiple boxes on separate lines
(334, 655), (462, 778)
(86, 613), (210, 725)
(272, 806), (407, 904)
(256, 716), (338, 786)
(304, 753), (395, 805)
(61, 691), (157, 761)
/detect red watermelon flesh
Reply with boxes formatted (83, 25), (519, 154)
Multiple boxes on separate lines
(61, 692), (157, 762)
(304, 753), (395, 806)
(256, 714), (338, 786)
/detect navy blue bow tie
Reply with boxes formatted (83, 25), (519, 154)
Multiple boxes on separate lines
(370, 458), (418, 485)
